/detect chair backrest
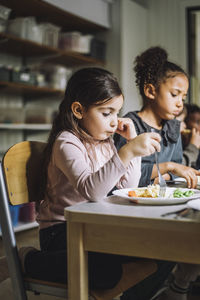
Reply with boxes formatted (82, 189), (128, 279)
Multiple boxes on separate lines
(2, 141), (46, 205)
(0, 141), (46, 300)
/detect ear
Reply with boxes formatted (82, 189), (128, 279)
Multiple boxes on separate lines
(71, 102), (84, 119)
(144, 84), (156, 100)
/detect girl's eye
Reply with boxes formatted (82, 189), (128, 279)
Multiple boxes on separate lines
(103, 112), (111, 117)
(171, 93), (177, 97)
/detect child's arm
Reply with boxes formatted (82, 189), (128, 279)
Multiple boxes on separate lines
(151, 161), (200, 189)
(165, 162), (200, 189)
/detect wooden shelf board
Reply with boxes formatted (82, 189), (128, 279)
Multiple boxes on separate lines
(0, 33), (105, 67)
(0, 32), (58, 57)
(0, 81), (64, 97)
(46, 51), (105, 67)
(0, 0), (108, 33)
(0, 123), (52, 130)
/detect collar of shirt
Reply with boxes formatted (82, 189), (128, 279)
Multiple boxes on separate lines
(126, 111), (180, 146)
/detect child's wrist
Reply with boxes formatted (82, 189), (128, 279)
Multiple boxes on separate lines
(167, 161), (175, 173)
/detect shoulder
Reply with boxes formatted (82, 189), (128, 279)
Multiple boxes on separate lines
(57, 131), (81, 144)
(124, 111), (139, 121)
(124, 110), (149, 134)
(55, 131), (86, 153)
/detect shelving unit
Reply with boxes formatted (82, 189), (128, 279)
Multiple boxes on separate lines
(0, 32), (105, 67)
(0, 0), (107, 33)
(0, 0), (108, 232)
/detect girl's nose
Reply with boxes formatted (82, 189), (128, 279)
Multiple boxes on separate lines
(110, 117), (118, 127)
(177, 98), (183, 108)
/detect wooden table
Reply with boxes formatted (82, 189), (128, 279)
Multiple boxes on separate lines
(64, 196), (200, 300)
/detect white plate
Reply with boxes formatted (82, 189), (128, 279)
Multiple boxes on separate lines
(112, 187), (200, 205)
(187, 199), (200, 210)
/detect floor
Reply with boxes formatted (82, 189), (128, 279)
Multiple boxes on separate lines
(0, 228), (199, 300)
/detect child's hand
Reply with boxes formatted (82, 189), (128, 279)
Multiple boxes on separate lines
(190, 128), (200, 149)
(153, 173), (170, 184)
(168, 162), (200, 189)
(127, 132), (161, 157)
(116, 118), (137, 140)
(118, 132), (161, 167)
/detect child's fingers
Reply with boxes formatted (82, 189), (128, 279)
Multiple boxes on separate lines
(151, 139), (161, 152)
(117, 118), (136, 140)
(145, 132), (161, 152)
(150, 131), (161, 142)
(117, 120), (124, 131)
(194, 170), (200, 176)
(183, 169), (198, 189)
(117, 118), (133, 130)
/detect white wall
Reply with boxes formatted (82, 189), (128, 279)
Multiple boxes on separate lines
(120, 0), (148, 114)
(43, 0), (111, 28)
(102, 0), (148, 114)
(147, 0), (200, 71)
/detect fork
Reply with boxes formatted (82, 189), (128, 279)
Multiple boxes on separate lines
(151, 128), (167, 197)
(154, 150), (167, 197)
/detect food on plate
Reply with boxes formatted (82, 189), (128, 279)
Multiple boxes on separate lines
(173, 188), (194, 198)
(127, 185), (195, 199)
(128, 190), (137, 197)
(182, 129), (191, 135)
(128, 185), (160, 198)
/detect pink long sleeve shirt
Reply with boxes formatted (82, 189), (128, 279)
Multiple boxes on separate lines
(38, 131), (141, 228)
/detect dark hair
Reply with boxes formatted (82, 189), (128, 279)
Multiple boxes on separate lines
(134, 46), (188, 102)
(39, 67), (122, 207)
(185, 103), (200, 123)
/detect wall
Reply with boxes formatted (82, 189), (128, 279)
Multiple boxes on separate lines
(43, 0), (111, 28)
(102, 0), (148, 114)
(120, 0), (147, 114)
(147, 0), (200, 71)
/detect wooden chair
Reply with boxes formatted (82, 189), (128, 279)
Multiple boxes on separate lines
(0, 141), (157, 300)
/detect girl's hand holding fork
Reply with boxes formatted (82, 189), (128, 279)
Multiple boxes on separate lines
(116, 118), (161, 167)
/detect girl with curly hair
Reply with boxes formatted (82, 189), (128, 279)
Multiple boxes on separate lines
(114, 46), (200, 300)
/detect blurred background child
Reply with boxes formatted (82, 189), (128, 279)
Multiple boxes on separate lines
(184, 103), (200, 169)
(176, 104), (200, 168)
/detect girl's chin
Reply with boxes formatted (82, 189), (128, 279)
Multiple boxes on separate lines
(164, 115), (176, 120)
(93, 135), (111, 141)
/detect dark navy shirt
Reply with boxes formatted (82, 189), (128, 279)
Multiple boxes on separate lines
(114, 111), (183, 187)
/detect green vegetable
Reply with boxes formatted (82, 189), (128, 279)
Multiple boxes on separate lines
(173, 189), (194, 198)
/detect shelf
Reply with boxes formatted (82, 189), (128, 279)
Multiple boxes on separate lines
(0, 123), (52, 130)
(0, 0), (108, 33)
(0, 221), (39, 236)
(0, 32), (105, 67)
(0, 80), (65, 97)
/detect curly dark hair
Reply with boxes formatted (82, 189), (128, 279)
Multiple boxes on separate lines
(134, 46), (188, 102)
